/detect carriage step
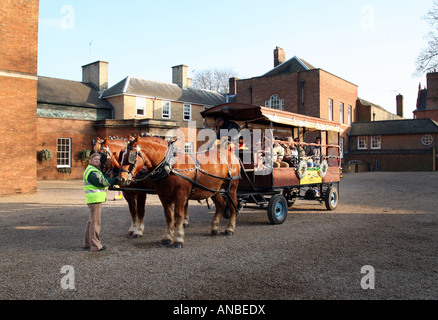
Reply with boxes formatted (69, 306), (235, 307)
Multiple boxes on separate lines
(250, 194), (267, 205)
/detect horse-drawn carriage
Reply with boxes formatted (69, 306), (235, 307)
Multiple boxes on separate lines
(98, 103), (342, 247)
(201, 103), (343, 225)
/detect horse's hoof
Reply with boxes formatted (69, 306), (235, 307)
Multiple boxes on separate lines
(173, 242), (183, 249)
(127, 231), (134, 238)
(183, 223), (189, 228)
(132, 234), (142, 239)
(211, 230), (220, 236)
(224, 230), (234, 237)
(161, 239), (171, 246)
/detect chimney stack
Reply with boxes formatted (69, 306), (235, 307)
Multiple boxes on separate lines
(396, 94), (404, 118)
(229, 77), (239, 95)
(172, 64), (192, 88)
(82, 61), (109, 92)
(274, 46), (286, 68)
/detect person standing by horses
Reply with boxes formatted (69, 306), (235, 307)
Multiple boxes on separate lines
(83, 152), (119, 252)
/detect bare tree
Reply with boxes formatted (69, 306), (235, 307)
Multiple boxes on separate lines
(192, 68), (237, 93)
(415, 1), (438, 75)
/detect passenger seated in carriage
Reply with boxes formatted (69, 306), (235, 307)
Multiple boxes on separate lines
(281, 137), (304, 167)
(306, 137), (322, 167)
(272, 141), (289, 168)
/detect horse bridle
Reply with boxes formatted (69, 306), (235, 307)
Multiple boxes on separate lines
(119, 145), (148, 182)
(95, 140), (124, 175)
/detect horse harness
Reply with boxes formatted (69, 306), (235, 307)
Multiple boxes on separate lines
(124, 141), (241, 209)
(96, 140), (126, 176)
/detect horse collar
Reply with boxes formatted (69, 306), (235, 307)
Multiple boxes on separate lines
(142, 142), (177, 182)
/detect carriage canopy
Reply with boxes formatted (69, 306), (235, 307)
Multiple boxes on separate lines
(201, 103), (343, 133)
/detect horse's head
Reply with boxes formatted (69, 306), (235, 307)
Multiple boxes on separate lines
(118, 135), (169, 185)
(118, 136), (147, 186)
(93, 137), (104, 153)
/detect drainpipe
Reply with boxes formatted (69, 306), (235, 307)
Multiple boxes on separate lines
(300, 79), (305, 115)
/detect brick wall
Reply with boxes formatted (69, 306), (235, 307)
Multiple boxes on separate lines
(37, 118), (97, 180)
(0, 77), (38, 195)
(349, 133), (437, 151)
(0, 0), (39, 74)
(235, 72), (319, 115)
(414, 109), (438, 122)
(319, 70), (357, 123)
(0, 0), (39, 196)
(346, 133), (437, 171)
(234, 69), (356, 157)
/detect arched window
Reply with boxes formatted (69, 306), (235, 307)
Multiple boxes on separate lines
(265, 95), (285, 110)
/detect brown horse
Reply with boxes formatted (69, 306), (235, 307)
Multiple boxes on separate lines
(94, 136), (191, 238)
(94, 136), (153, 238)
(118, 135), (241, 248)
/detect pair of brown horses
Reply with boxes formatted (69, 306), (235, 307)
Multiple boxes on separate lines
(93, 137), (152, 238)
(95, 135), (240, 248)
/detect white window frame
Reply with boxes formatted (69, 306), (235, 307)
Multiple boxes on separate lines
(340, 102), (344, 123)
(371, 135), (381, 149)
(57, 138), (71, 168)
(358, 136), (368, 150)
(183, 104), (192, 121)
(328, 99), (333, 121)
(184, 142), (194, 153)
(136, 97), (146, 116)
(162, 101), (171, 119)
(421, 134), (433, 146)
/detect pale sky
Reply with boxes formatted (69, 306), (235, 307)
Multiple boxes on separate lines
(37, 0), (435, 118)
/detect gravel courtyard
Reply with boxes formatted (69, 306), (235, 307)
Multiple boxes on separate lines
(0, 172), (436, 301)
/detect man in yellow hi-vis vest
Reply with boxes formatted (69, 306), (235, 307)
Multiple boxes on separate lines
(83, 153), (119, 252)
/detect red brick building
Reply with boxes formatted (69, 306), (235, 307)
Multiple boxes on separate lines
(414, 71), (438, 122)
(346, 119), (438, 171)
(232, 47), (358, 154)
(0, 0), (39, 196)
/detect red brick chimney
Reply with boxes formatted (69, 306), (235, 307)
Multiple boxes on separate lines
(229, 77), (239, 95)
(426, 71), (438, 110)
(396, 94), (404, 118)
(274, 46), (286, 68)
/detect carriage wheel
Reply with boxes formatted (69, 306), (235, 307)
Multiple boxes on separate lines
(267, 194), (288, 225)
(324, 186), (339, 211)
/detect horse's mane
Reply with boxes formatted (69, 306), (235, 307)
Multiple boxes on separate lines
(105, 136), (129, 142)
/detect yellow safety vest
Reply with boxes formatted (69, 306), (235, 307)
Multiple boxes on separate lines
(83, 165), (107, 204)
